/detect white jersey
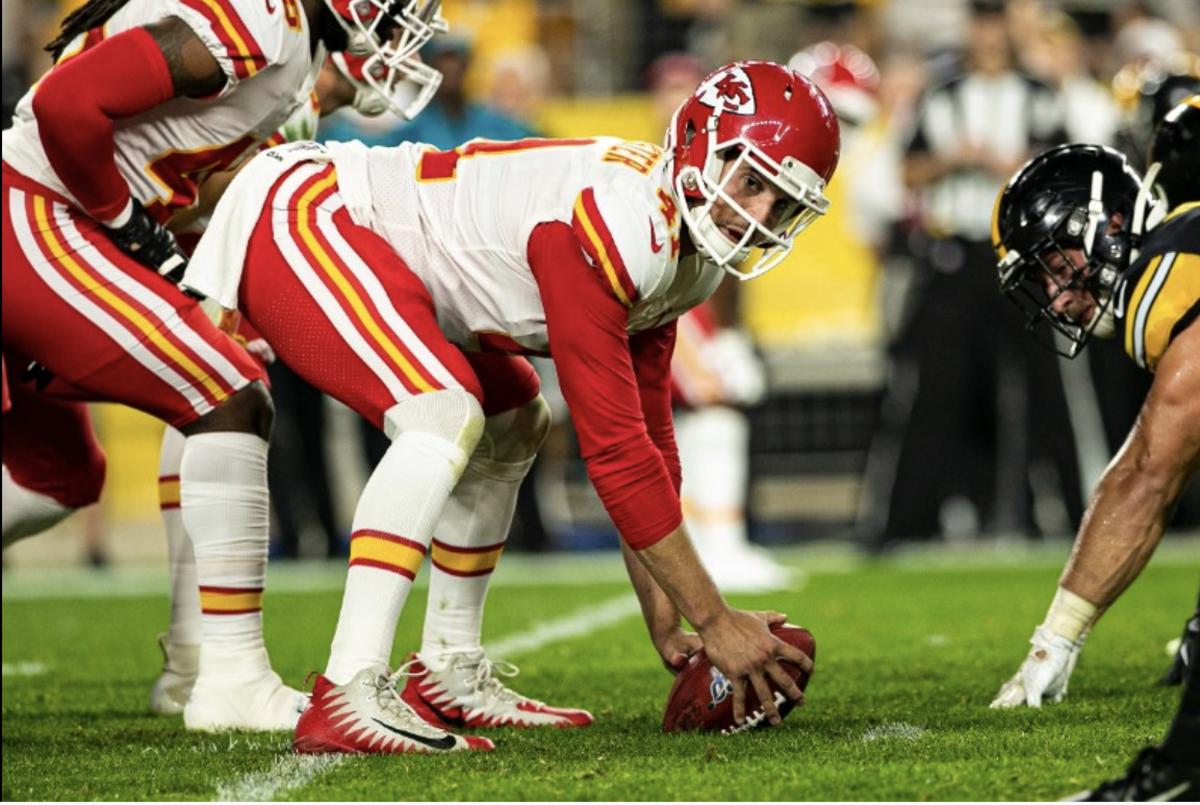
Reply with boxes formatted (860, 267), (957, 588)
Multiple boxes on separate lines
(325, 137), (724, 354)
(2, 0), (320, 221)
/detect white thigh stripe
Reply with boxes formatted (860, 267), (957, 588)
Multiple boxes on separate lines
(8, 189), (210, 417)
(52, 207), (251, 390)
(271, 166), (410, 401)
(314, 202), (460, 390)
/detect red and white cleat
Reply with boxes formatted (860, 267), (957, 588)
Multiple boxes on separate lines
(400, 650), (594, 729)
(294, 667), (494, 754)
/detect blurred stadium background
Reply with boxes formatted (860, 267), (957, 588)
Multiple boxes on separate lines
(2, 0), (1197, 570)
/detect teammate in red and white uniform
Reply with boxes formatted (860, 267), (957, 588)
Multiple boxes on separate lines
(184, 60), (840, 752)
(1, 0), (446, 731)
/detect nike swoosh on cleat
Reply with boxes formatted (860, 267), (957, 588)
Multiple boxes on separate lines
(370, 718), (458, 750)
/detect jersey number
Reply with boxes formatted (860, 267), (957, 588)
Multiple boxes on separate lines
(144, 137), (257, 219)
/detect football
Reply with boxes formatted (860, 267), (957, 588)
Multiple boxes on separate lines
(662, 623), (816, 734)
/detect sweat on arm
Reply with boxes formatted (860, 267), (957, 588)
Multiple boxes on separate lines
(528, 221), (683, 550)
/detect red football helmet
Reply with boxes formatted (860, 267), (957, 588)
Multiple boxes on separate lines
(330, 49), (441, 120)
(666, 60), (840, 280)
(788, 42), (880, 126)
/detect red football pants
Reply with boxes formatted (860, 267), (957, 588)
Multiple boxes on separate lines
(2, 163), (265, 428)
(238, 162), (539, 427)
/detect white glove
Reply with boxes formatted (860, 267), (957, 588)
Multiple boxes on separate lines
(990, 627), (1081, 709)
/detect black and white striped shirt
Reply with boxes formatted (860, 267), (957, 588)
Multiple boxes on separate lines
(906, 69), (1066, 240)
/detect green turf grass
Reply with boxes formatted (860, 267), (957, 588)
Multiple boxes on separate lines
(3, 545), (1195, 801)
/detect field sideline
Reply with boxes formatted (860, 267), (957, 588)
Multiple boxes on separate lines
(3, 538), (1197, 801)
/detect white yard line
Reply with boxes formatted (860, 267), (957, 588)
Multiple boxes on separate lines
(861, 722), (928, 742)
(2, 661), (47, 678)
(214, 754), (348, 802)
(210, 591), (639, 802)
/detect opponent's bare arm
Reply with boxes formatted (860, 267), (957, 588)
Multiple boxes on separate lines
(143, 16), (226, 97)
(1060, 320), (1200, 606)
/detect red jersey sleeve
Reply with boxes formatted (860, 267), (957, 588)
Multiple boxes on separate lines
(528, 221), (682, 550)
(630, 323), (682, 495)
(31, 28), (175, 222)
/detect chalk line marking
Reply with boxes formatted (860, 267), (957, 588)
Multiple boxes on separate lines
(862, 722), (928, 742)
(2, 661), (48, 678)
(211, 592), (639, 801)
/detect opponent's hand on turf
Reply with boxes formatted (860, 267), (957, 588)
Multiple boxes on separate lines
(698, 607), (812, 725)
(652, 625), (703, 674)
(990, 626), (1078, 708)
(105, 198), (188, 282)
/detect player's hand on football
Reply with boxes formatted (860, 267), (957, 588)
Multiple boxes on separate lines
(652, 626), (703, 674)
(699, 607), (812, 726)
(105, 198), (189, 282)
(990, 626), (1079, 709)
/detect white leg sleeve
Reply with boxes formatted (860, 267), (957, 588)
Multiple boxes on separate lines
(677, 406), (751, 556)
(159, 427), (201, 648)
(180, 432), (273, 679)
(2, 464), (75, 547)
(420, 396), (550, 661)
(324, 389), (484, 684)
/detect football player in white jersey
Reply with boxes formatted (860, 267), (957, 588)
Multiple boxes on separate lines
(1, 0), (445, 732)
(183, 60), (840, 752)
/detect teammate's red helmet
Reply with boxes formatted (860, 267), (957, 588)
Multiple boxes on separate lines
(666, 60), (840, 280)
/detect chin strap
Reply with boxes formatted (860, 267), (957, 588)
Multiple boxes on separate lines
(1131, 160), (1163, 242)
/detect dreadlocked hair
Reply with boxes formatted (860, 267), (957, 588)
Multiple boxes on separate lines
(45, 0), (132, 62)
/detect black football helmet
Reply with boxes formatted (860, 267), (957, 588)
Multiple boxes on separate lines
(1148, 94), (1200, 206)
(991, 144), (1161, 356)
(1112, 55), (1200, 170)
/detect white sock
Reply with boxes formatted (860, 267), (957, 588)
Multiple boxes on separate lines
(180, 432), (272, 680)
(2, 464), (75, 547)
(420, 455), (530, 661)
(677, 407), (751, 557)
(159, 427), (201, 648)
(324, 431), (471, 684)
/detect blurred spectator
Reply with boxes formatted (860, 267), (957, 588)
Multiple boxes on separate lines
(1020, 10), (1121, 145)
(859, 0), (1083, 547)
(486, 46), (551, 129)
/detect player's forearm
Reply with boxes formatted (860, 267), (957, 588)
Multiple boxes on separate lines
(33, 28), (176, 221)
(1059, 456), (1177, 608)
(632, 526), (729, 632)
(620, 540), (680, 638)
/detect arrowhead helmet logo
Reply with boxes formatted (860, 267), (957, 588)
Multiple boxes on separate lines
(695, 66), (756, 116)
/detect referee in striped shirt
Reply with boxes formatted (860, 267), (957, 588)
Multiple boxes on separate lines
(864, 0), (1076, 544)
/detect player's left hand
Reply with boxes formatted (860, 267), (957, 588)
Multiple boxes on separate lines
(105, 199), (189, 282)
(652, 626), (702, 675)
(990, 626), (1078, 708)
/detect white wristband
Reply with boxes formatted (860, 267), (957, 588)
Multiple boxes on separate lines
(1042, 586), (1098, 643)
(103, 198), (134, 228)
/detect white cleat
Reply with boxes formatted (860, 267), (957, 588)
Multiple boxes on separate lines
(703, 546), (795, 594)
(400, 650), (594, 728)
(183, 670), (309, 732)
(294, 666), (493, 754)
(149, 635), (198, 716)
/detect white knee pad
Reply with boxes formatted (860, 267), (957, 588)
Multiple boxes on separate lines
(382, 390), (485, 473)
(476, 394), (551, 467)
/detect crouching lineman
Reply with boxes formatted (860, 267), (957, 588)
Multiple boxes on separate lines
(1, 0), (447, 731)
(988, 102), (1198, 794)
(181, 60), (839, 753)
(150, 49), (445, 717)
